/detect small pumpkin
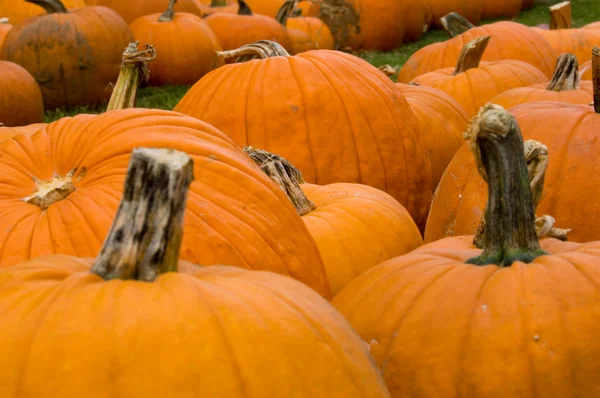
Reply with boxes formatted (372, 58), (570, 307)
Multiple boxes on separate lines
(174, 41), (432, 229)
(0, 61), (44, 127)
(411, 36), (547, 117)
(490, 53), (593, 108)
(0, 147), (388, 397)
(129, 0), (223, 85)
(93, 0), (204, 22)
(1, 0), (134, 110)
(334, 104), (600, 397)
(275, 0), (333, 54)
(0, 0), (85, 24)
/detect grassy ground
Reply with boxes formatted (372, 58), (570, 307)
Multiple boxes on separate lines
(44, 0), (600, 122)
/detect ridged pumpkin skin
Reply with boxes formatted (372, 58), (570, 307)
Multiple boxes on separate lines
(533, 27), (600, 64)
(428, 0), (483, 28)
(1, 6), (133, 110)
(286, 16), (334, 51)
(399, 22), (557, 83)
(302, 182), (423, 296)
(0, 61), (44, 127)
(333, 235), (600, 397)
(0, 108), (330, 297)
(482, 0), (522, 19)
(411, 60), (547, 117)
(395, 83), (467, 188)
(174, 50), (432, 228)
(93, 0), (204, 22)
(580, 60), (592, 80)
(0, 0), (85, 24)
(0, 261), (389, 397)
(425, 101), (600, 243)
(490, 81), (593, 108)
(129, 12), (223, 86)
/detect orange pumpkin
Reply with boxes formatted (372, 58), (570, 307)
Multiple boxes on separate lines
(334, 105), (600, 397)
(583, 21), (600, 30)
(93, 0), (204, 22)
(411, 36), (547, 117)
(0, 17), (11, 48)
(1, 0), (133, 110)
(275, 0), (334, 53)
(395, 83), (467, 188)
(0, 0), (85, 24)
(0, 61), (44, 127)
(0, 123), (46, 142)
(174, 41), (432, 229)
(399, 16), (557, 83)
(399, 0), (429, 43)
(205, 0), (292, 51)
(482, 0), (522, 19)
(580, 59), (592, 80)
(0, 147), (388, 397)
(428, 0), (483, 28)
(129, 1), (223, 86)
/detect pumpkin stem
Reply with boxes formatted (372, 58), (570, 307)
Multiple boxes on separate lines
(216, 40), (290, 63)
(440, 12), (474, 38)
(378, 64), (398, 78)
(24, 0), (68, 13)
(91, 148), (194, 282)
(546, 53), (580, 91)
(107, 42), (157, 112)
(549, 1), (571, 30)
(211, 0), (227, 6)
(453, 36), (490, 75)
(465, 104), (547, 267)
(592, 47), (600, 113)
(237, 0), (253, 15)
(275, 0), (298, 26)
(317, 0), (360, 50)
(244, 147), (316, 216)
(158, 0), (177, 22)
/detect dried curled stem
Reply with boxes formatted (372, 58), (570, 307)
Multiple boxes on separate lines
(546, 53), (580, 91)
(217, 40), (290, 63)
(24, 0), (68, 14)
(440, 12), (474, 38)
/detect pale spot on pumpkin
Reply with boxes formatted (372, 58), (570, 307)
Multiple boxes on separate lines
(290, 105), (300, 113)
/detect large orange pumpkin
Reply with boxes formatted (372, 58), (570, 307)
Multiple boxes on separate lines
(1, 0), (133, 110)
(399, 16), (557, 83)
(333, 104), (600, 397)
(0, 0), (85, 24)
(395, 83), (467, 188)
(0, 61), (44, 127)
(0, 147), (388, 397)
(174, 41), (432, 228)
(92, 0), (204, 22)
(129, 0), (223, 86)
(490, 53), (593, 108)
(411, 36), (547, 117)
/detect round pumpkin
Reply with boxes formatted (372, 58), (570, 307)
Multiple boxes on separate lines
(395, 83), (467, 188)
(0, 61), (44, 127)
(334, 105), (600, 397)
(0, 147), (387, 397)
(482, 0), (522, 19)
(275, 0), (334, 53)
(93, 0), (204, 22)
(490, 53), (593, 108)
(399, 16), (557, 83)
(174, 41), (432, 229)
(411, 36), (547, 117)
(1, 1), (133, 110)
(0, 0), (85, 24)
(129, 1), (223, 86)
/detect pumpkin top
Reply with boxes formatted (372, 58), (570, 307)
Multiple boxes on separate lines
(236, 0), (252, 15)
(546, 53), (580, 91)
(158, 0), (177, 22)
(25, 0), (68, 14)
(453, 35), (490, 75)
(440, 12), (475, 38)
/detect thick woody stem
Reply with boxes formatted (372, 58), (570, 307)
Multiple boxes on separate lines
(549, 1), (571, 30)
(211, 0), (227, 6)
(158, 0), (177, 22)
(91, 148), (194, 282)
(275, 0), (298, 26)
(244, 147), (316, 216)
(440, 12), (474, 38)
(546, 53), (580, 91)
(593, 47), (600, 113)
(24, 0), (68, 13)
(465, 104), (546, 267)
(238, 0), (253, 15)
(453, 36), (491, 75)
(216, 40), (290, 63)
(106, 42), (157, 111)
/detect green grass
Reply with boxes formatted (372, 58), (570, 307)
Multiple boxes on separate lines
(44, 0), (600, 122)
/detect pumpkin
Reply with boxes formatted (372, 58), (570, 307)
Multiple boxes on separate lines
(490, 53), (593, 108)
(296, 0), (319, 16)
(275, 0), (334, 53)
(245, 147), (423, 296)
(428, 0), (483, 28)
(205, 0), (292, 51)
(0, 147), (388, 397)
(1, 0), (133, 110)
(399, 14), (557, 83)
(411, 36), (547, 117)
(174, 41), (432, 229)
(129, 0), (223, 86)
(482, 0), (522, 19)
(333, 104), (600, 397)
(0, 61), (44, 127)
(0, 0), (85, 24)
(0, 17), (11, 49)
(92, 0), (204, 22)
(583, 21), (600, 30)
(580, 59), (592, 80)
(400, 0), (429, 43)
(533, 1), (600, 64)
(0, 123), (46, 142)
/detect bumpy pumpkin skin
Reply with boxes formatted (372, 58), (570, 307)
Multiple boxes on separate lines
(129, 12), (223, 86)
(399, 22), (557, 83)
(0, 61), (44, 127)
(0, 0), (85, 24)
(490, 81), (593, 108)
(303, 182), (423, 296)
(93, 0), (203, 22)
(1, 6), (134, 110)
(0, 108), (330, 297)
(482, 0), (522, 19)
(175, 50), (432, 228)
(0, 261), (389, 397)
(425, 101), (600, 243)
(333, 235), (600, 398)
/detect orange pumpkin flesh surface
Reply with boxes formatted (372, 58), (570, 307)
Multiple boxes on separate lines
(399, 17), (557, 83)
(93, 0), (204, 23)
(411, 36), (547, 117)
(333, 105), (600, 397)
(175, 41), (432, 229)
(0, 148), (388, 397)
(1, 0), (134, 110)
(395, 83), (467, 188)
(0, 0), (85, 24)
(491, 53), (593, 108)
(0, 61), (44, 127)
(129, 1), (223, 86)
